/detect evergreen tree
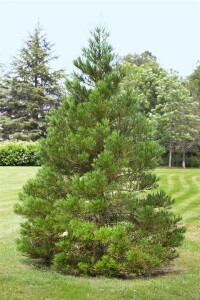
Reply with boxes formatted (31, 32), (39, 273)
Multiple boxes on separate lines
(15, 27), (185, 277)
(0, 24), (64, 141)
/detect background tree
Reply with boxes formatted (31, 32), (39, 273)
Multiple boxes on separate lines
(15, 27), (185, 277)
(189, 63), (200, 104)
(122, 61), (199, 167)
(121, 60), (166, 115)
(151, 71), (198, 167)
(123, 51), (157, 66)
(188, 63), (200, 153)
(0, 24), (64, 141)
(0, 63), (7, 106)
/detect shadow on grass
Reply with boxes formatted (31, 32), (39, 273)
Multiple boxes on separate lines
(19, 257), (185, 281)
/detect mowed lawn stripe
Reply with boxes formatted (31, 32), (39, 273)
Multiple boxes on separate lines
(171, 175), (200, 222)
(0, 167), (38, 241)
(0, 167), (200, 300)
(155, 168), (200, 226)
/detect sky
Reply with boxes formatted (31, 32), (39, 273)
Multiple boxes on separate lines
(1, 0), (200, 77)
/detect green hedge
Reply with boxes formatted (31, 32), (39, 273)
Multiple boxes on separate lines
(186, 155), (200, 168)
(0, 142), (40, 166)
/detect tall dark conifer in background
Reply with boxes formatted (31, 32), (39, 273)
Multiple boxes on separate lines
(0, 24), (64, 141)
(15, 27), (185, 277)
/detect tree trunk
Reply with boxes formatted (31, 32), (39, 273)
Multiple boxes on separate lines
(168, 141), (172, 167)
(34, 74), (38, 88)
(182, 149), (186, 168)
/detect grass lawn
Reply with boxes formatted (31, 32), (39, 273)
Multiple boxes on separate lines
(0, 167), (200, 300)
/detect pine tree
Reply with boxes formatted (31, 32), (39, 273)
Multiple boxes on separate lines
(0, 24), (64, 141)
(15, 27), (185, 277)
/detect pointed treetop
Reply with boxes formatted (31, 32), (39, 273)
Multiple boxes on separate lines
(72, 26), (118, 87)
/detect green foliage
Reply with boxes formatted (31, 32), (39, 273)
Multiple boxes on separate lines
(0, 24), (64, 141)
(0, 142), (40, 166)
(189, 62), (200, 101)
(52, 190), (185, 277)
(121, 60), (166, 115)
(186, 155), (200, 168)
(123, 51), (157, 67)
(151, 71), (198, 167)
(15, 27), (185, 277)
(122, 62), (199, 167)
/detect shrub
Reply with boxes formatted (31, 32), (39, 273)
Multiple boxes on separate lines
(0, 141), (40, 166)
(186, 155), (200, 168)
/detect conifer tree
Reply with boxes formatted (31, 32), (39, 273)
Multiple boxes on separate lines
(15, 27), (185, 277)
(0, 24), (64, 141)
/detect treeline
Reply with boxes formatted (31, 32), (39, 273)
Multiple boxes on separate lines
(0, 24), (200, 167)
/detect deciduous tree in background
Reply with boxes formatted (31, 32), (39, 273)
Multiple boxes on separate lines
(123, 51), (157, 67)
(188, 63), (200, 150)
(121, 60), (166, 115)
(152, 71), (198, 168)
(122, 61), (199, 167)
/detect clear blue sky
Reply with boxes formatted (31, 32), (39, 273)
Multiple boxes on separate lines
(1, 0), (200, 77)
